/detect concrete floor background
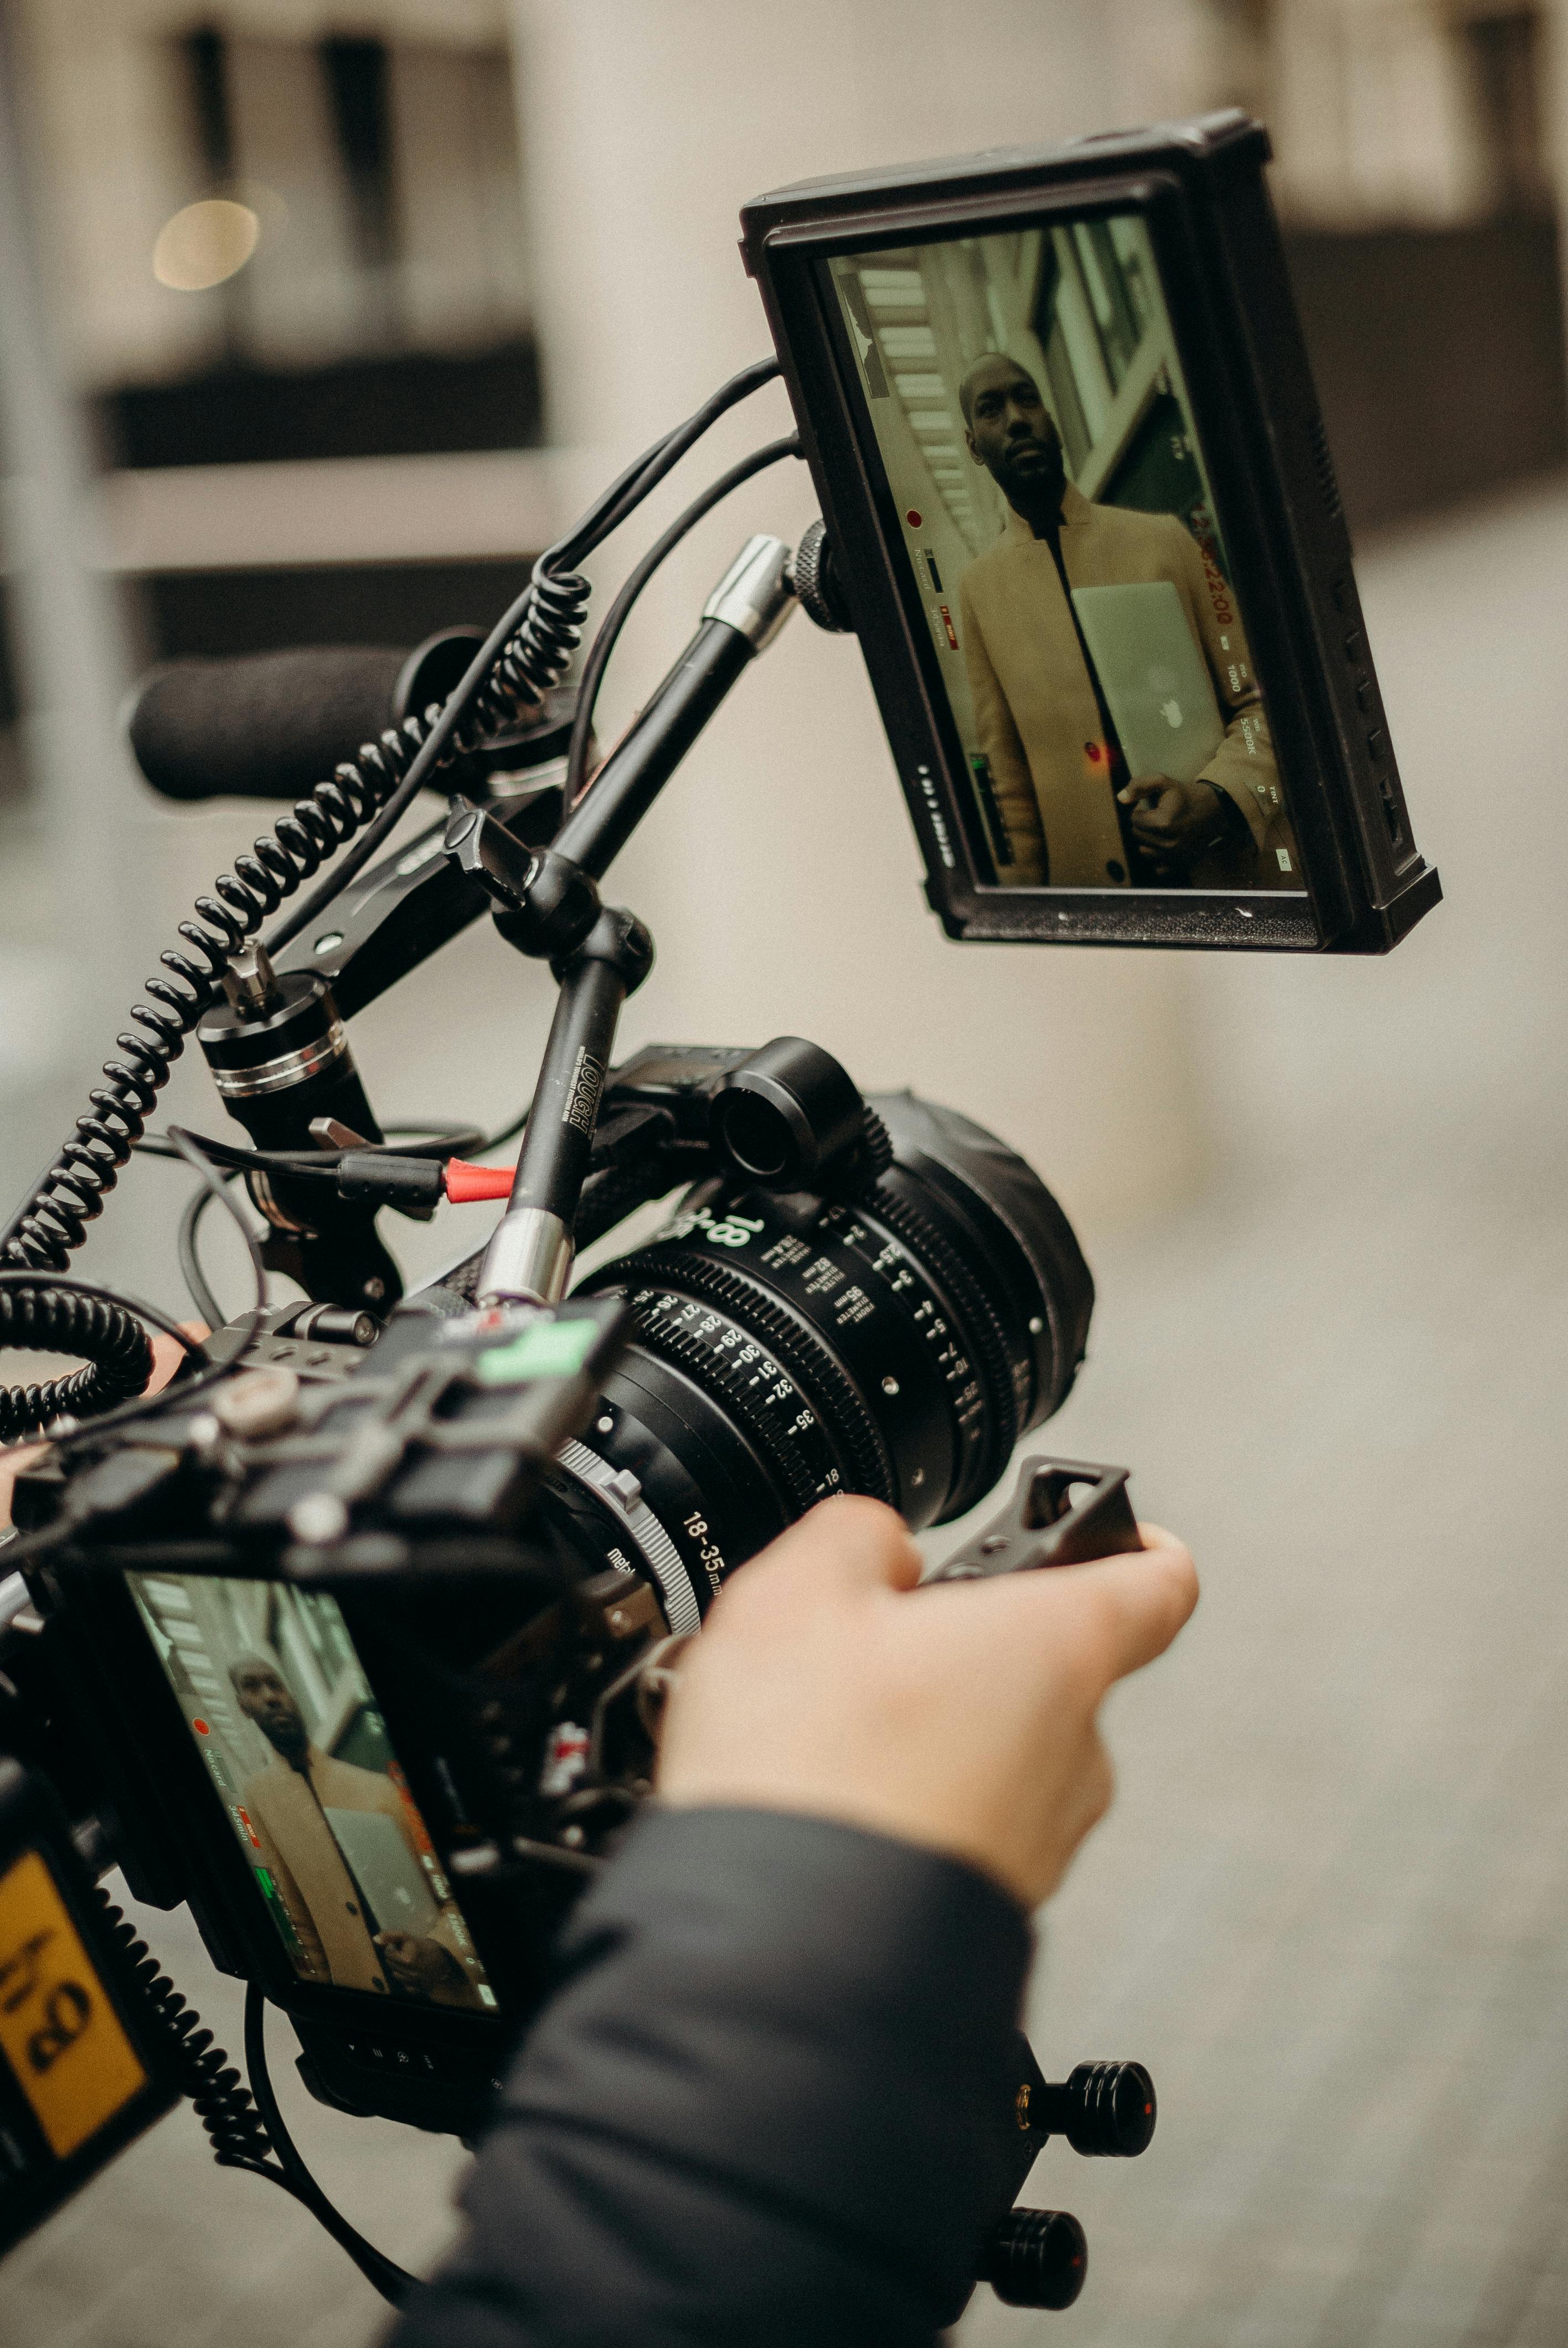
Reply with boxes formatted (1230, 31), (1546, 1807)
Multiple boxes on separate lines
(1, 477), (1565, 2342)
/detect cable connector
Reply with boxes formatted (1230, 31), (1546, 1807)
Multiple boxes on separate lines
(334, 1152), (445, 1213)
(444, 1160), (518, 1204)
(333, 1154), (522, 1209)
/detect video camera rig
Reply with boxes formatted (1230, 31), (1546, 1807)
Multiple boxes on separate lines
(0, 113), (1435, 2320)
(0, 493), (1149, 2310)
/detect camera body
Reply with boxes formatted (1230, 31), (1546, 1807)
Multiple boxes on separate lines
(8, 1046), (1093, 2138)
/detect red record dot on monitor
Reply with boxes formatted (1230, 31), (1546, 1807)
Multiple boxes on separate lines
(193, 1718), (209, 1736)
(905, 508), (922, 528)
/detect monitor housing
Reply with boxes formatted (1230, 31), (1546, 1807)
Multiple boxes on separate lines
(741, 112), (1441, 952)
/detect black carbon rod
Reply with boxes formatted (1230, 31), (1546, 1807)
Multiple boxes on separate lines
(551, 616), (754, 881)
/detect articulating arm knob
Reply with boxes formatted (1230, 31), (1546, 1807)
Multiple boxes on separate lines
(444, 797), (601, 961)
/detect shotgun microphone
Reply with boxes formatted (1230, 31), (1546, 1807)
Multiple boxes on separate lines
(123, 628), (484, 802)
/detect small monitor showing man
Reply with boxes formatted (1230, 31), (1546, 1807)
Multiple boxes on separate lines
(831, 215), (1301, 893)
(128, 1573), (497, 2012)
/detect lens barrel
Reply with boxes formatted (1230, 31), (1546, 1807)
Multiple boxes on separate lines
(544, 1094), (1092, 1627)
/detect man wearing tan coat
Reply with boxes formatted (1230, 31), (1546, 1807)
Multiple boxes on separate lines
(230, 1654), (488, 2009)
(956, 353), (1298, 890)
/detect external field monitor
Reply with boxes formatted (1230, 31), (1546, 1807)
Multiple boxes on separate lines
(742, 112), (1441, 952)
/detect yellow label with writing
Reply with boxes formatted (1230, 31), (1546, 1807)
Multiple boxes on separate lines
(0, 1849), (146, 2159)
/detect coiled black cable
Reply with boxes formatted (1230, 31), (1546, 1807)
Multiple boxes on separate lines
(0, 701), (448, 1277)
(0, 453), (623, 1281)
(0, 359), (781, 1444)
(0, 1282), (153, 1441)
(92, 1891), (276, 2174)
(92, 1892), (412, 2306)
(0, 1137), (261, 1443)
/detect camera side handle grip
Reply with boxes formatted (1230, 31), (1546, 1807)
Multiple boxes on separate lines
(929, 1456), (1143, 1584)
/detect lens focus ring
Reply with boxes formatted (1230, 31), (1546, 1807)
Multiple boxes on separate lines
(627, 1249), (895, 1506)
(623, 1283), (847, 1516)
(863, 1180), (1020, 1501)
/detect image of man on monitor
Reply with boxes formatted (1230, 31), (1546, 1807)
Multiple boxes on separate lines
(956, 353), (1298, 890)
(229, 1654), (488, 2009)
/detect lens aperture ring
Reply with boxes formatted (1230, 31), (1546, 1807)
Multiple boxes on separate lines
(864, 1180), (1020, 1502)
(617, 1281), (848, 1516)
(624, 1249), (896, 1506)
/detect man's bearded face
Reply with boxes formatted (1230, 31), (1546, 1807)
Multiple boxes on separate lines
(964, 362), (1065, 511)
(232, 1659), (307, 1758)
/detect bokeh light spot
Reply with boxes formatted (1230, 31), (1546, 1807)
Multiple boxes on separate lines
(153, 199), (261, 292)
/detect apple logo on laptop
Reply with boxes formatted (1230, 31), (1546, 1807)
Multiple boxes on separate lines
(1161, 698), (1184, 728)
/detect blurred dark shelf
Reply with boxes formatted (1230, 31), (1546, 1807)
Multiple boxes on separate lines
(100, 338), (543, 470)
(1284, 213), (1567, 531)
(135, 557), (538, 661)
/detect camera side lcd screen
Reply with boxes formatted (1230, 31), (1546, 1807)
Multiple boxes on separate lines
(828, 212), (1304, 896)
(127, 1572), (498, 2012)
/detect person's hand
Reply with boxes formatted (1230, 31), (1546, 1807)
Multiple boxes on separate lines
(1117, 774), (1218, 862)
(0, 1322), (207, 1528)
(657, 1496), (1198, 1910)
(375, 1930), (462, 1995)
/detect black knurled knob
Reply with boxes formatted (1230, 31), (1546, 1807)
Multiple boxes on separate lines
(1043, 2059), (1156, 2156)
(979, 2207), (1088, 2310)
(791, 518), (854, 634)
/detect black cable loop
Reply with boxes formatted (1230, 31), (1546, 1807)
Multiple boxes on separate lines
(243, 1984), (414, 2305)
(460, 567), (589, 749)
(0, 1284), (153, 1440)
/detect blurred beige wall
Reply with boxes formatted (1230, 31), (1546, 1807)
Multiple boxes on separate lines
(504, 0), (1227, 1247)
(1268, 0), (1568, 231)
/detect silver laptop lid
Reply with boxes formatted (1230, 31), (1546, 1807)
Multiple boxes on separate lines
(1071, 580), (1223, 786)
(324, 1805), (441, 1938)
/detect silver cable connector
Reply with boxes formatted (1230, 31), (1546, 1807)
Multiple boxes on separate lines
(702, 535), (797, 652)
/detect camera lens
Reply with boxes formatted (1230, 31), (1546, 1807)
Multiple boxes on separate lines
(545, 1093), (1092, 1630)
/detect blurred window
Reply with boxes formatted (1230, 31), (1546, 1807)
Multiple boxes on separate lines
(1070, 223), (1144, 393)
(159, 24), (530, 377)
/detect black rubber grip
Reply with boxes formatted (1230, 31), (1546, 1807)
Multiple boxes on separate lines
(125, 644), (411, 802)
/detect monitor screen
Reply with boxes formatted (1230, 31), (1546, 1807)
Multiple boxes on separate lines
(127, 1571), (498, 2013)
(827, 209), (1304, 895)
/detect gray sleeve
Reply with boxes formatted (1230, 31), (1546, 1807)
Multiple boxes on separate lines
(387, 1805), (1034, 2348)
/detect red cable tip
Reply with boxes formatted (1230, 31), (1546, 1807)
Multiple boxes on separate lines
(445, 1160), (517, 1204)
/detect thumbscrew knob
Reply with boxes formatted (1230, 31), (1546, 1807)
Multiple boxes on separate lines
(978, 2207), (1088, 2309)
(1041, 2059), (1157, 2157)
(790, 519), (854, 634)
